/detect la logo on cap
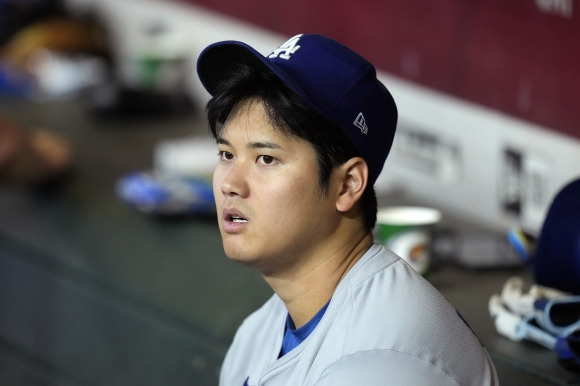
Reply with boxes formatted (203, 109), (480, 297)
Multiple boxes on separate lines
(268, 34), (303, 60)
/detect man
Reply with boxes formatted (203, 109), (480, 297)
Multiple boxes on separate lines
(197, 33), (498, 385)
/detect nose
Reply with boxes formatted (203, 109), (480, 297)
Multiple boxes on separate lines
(215, 161), (249, 198)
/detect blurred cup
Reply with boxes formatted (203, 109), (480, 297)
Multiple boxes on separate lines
(376, 206), (442, 275)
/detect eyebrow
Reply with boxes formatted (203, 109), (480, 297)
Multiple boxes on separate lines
(216, 137), (283, 150)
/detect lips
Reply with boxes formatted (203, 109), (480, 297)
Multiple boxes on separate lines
(224, 208), (247, 221)
(222, 207), (249, 232)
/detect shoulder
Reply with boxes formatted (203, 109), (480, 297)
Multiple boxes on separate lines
(338, 244), (474, 344)
(339, 244), (448, 311)
(315, 349), (498, 386)
(320, 244), (498, 384)
(342, 243), (455, 315)
(316, 350), (457, 385)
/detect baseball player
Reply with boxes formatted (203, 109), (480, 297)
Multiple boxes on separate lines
(197, 33), (498, 385)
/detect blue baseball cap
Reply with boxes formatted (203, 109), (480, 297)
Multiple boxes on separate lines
(535, 177), (580, 294)
(196, 33), (398, 185)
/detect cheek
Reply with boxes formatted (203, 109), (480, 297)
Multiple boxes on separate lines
(268, 177), (323, 220)
(212, 170), (228, 216)
(212, 173), (220, 196)
(212, 167), (225, 197)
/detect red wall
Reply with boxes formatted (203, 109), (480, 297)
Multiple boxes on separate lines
(183, 0), (580, 140)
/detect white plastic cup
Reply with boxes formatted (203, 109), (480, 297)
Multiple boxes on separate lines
(376, 206), (442, 275)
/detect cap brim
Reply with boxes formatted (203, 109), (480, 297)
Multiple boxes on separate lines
(197, 41), (273, 96)
(197, 40), (314, 109)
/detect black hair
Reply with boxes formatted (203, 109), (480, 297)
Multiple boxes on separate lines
(206, 63), (378, 230)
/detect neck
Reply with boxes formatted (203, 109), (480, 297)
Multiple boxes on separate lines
(263, 231), (373, 328)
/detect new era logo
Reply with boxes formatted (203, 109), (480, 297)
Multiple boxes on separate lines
(353, 113), (368, 134)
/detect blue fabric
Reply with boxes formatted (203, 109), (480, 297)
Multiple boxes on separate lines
(280, 301), (330, 357)
(535, 178), (580, 294)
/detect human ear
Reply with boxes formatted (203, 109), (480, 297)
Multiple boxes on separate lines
(335, 157), (368, 213)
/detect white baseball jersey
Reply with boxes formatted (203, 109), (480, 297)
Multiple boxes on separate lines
(220, 244), (499, 385)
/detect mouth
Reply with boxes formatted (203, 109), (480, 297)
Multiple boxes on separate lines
(223, 208), (249, 223)
(229, 214), (248, 223)
(222, 209), (249, 233)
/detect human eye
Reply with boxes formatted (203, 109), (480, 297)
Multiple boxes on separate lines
(218, 150), (234, 161)
(257, 155), (278, 165)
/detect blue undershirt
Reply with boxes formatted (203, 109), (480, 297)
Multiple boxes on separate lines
(279, 301), (330, 357)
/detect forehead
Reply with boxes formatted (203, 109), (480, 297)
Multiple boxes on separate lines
(220, 98), (292, 141)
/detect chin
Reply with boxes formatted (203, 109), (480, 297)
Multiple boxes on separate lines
(224, 247), (268, 269)
(226, 254), (264, 271)
(223, 245), (252, 263)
